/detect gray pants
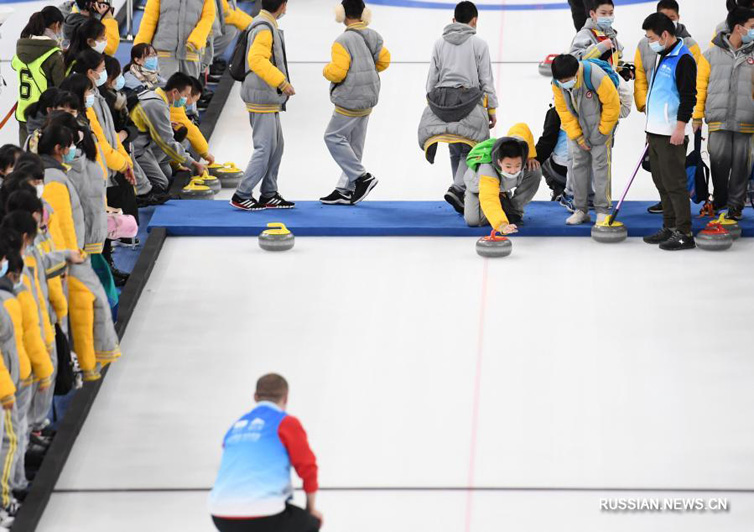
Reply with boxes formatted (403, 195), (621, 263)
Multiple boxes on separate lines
(11, 384), (31, 491)
(324, 113), (369, 192)
(133, 137), (171, 193)
(158, 57), (202, 79)
(569, 135), (613, 214)
(0, 402), (16, 508)
(132, 158), (153, 196)
(450, 143), (471, 191)
(237, 113), (283, 199)
(30, 344), (57, 432)
(708, 130), (753, 210)
(464, 169), (542, 227)
(213, 25), (239, 61)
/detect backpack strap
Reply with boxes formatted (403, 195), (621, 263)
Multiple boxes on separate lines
(582, 62), (595, 93)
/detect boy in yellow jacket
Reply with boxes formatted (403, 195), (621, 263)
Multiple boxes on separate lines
(551, 54), (620, 225)
(171, 77), (216, 164)
(320, 0), (390, 205)
(135, 0), (216, 79)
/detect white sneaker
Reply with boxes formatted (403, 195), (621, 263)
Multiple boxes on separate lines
(0, 509), (14, 528)
(566, 210), (591, 225)
(596, 213), (609, 224)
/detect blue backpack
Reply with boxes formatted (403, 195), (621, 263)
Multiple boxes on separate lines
(581, 59), (621, 92)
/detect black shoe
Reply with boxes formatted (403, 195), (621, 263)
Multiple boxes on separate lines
(320, 190), (353, 205)
(659, 230), (696, 251)
(643, 227), (674, 244)
(30, 431), (51, 448)
(115, 237), (140, 249)
(647, 201), (663, 214)
(229, 194), (264, 211)
(444, 186), (465, 215)
(725, 208), (743, 221)
(206, 73), (223, 84)
(12, 489), (29, 503)
(351, 173), (378, 204)
(136, 191), (170, 207)
(259, 193), (295, 209)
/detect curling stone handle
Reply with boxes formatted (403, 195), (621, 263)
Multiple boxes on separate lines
(264, 222), (291, 235)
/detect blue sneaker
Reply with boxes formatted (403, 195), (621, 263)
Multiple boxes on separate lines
(559, 193), (575, 213)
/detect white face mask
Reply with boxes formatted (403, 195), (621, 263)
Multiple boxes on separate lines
(92, 40), (107, 54)
(36, 184), (45, 198)
(500, 169), (522, 180)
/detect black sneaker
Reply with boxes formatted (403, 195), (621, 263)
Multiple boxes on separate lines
(725, 208), (743, 221)
(444, 186), (465, 214)
(136, 191), (169, 207)
(259, 193), (295, 209)
(351, 173), (378, 204)
(659, 230), (696, 251)
(647, 201), (663, 214)
(320, 190), (353, 205)
(230, 194), (264, 211)
(643, 227), (674, 244)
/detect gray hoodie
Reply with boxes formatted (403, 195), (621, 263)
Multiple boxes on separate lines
(426, 23), (498, 110)
(570, 18), (624, 62)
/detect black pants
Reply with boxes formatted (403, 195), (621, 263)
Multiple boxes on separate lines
(647, 133), (691, 234)
(106, 172), (139, 220)
(213, 505), (320, 532)
(568, 0), (590, 31)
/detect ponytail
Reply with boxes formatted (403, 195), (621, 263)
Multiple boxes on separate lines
(37, 124), (74, 157)
(20, 12), (47, 38)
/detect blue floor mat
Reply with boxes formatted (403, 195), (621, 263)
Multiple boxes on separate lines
(148, 200), (754, 237)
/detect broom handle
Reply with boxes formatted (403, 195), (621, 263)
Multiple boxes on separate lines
(608, 143), (649, 225)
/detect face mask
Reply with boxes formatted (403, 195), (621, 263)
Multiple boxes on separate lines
(559, 78), (577, 90)
(649, 40), (665, 53)
(113, 74), (125, 91)
(673, 20), (679, 29)
(500, 169), (521, 180)
(173, 96), (187, 108)
(277, 11), (285, 19)
(596, 16), (614, 30)
(63, 145), (77, 163)
(36, 184), (44, 198)
(85, 93), (95, 108)
(92, 40), (107, 54)
(743, 28), (754, 44)
(143, 56), (159, 71)
(96, 70), (108, 87)
(13, 279), (23, 291)
(0, 261), (7, 278)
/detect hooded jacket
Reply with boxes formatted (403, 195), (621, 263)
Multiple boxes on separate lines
(0, 278), (21, 402)
(0, 280), (31, 387)
(135, 0), (216, 62)
(468, 124), (536, 230)
(570, 18), (624, 66)
(693, 31), (754, 134)
(130, 88), (196, 165)
(63, 12), (120, 56)
(635, 26), (701, 113)
(552, 62), (620, 146)
(426, 23), (498, 111)
(67, 150), (108, 254)
(41, 154), (85, 253)
(13, 37), (65, 122)
(324, 23), (390, 115)
(14, 37), (65, 92)
(16, 271), (54, 386)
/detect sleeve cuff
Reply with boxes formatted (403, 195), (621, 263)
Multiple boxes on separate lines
(278, 81), (290, 91)
(1, 395), (15, 407)
(488, 108), (496, 115)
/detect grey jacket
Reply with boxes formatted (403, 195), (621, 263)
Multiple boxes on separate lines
(152, 0), (211, 61)
(329, 26), (385, 112)
(418, 102), (490, 163)
(698, 32), (754, 132)
(131, 88), (195, 165)
(67, 151), (108, 254)
(570, 18), (624, 62)
(92, 91), (120, 185)
(63, 12), (88, 44)
(426, 23), (498, 110)
(241, 11), (289, 112)
(42, 155), (85, 251)
(0, 281), (20, 385)
(555, 64), (617, 145)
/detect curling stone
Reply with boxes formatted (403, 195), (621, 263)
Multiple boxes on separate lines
(476, 231), (512, 258)
(696, 223), (733, 251)
(194, 172), (221, 193)
(538, 54), (557, 77)
(259, 222), (295, 252)
(209, 162), (244, 188)
(716, 213), (741, 240)
(180, 178), (214, 199)
(591, 219), (627, 243)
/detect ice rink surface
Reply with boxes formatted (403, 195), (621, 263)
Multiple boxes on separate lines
(2, 0), (753, 530)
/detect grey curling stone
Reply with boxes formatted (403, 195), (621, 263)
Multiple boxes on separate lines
(219, 174), (242, 189)
(259, 232), (295, 252)
(538, 62), (552, 77)
(591, 223), (628, 243)
(696, 230), (733, 251)
(476, 237), (512, 258)
(179, 185), (214, 200)
(200, 176), (222, 193)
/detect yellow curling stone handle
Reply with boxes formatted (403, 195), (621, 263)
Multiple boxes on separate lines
(263, 222), (291, 236)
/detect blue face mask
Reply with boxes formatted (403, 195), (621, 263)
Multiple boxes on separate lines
(113, 74), (125, 91)
(649, 40), (665, 53)
(596, 16), (614, 30)
(0, 261), (7, 278)
(173, 96), (187, 108)
(85, 93), (95, 108)
(559, 78), (577, 90)
(743, 28), (754, 44)
(144, 56), (159, 71)
(63, 145), (76, 164)
(96, 69), (108, 87)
